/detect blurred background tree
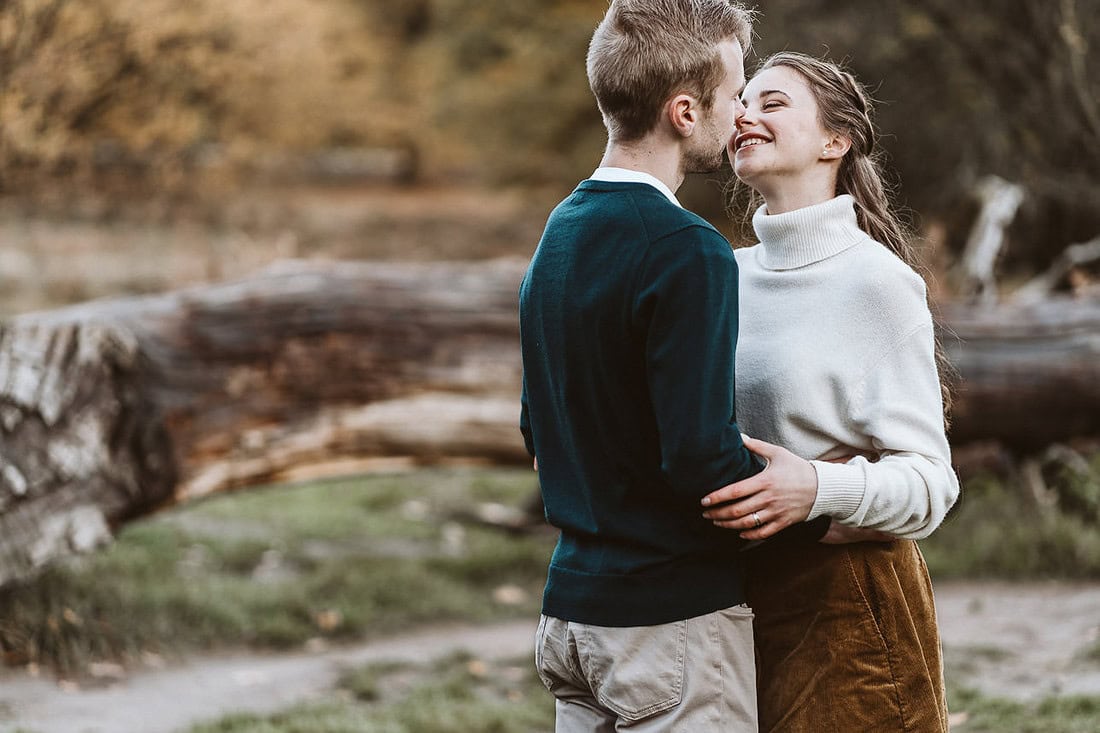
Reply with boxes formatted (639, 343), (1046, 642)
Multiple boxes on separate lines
(1, 0), (1097, 270)
(749, 0), (1100, 274)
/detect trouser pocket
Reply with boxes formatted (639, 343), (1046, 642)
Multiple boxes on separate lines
(534, 614), (559, 692)
(536, 614), (585, 694)
(578, 619), (687, 721)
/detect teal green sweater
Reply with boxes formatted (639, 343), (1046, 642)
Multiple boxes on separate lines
(519, 180), (763, 626)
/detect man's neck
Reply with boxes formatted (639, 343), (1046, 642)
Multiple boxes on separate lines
(599, 140), (684, 194)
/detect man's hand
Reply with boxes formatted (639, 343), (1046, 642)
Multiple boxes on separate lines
(818, 519), (894, 544)
(700, 435), (818, 541)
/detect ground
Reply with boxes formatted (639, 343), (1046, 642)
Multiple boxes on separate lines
(2, 581), (1099, 733)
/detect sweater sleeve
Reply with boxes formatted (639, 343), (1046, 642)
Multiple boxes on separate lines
(807, 321), (960, 539)
(636, 227), (763, 500)
(519, 373), (535, 458)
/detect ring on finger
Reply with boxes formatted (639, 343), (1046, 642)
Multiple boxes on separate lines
(752, 511), (762, 528)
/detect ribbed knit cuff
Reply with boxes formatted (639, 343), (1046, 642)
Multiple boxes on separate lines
(807, 460), (866, 521)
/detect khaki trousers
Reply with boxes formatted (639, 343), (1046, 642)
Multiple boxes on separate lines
(534, 605), (757, 732)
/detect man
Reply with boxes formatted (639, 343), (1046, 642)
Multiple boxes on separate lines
(519, 1), (764, 729)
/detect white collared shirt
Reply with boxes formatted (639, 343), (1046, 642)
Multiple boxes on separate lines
(590, 167), (681, 208)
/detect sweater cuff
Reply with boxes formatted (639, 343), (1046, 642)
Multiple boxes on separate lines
(807, 460), (866, 521)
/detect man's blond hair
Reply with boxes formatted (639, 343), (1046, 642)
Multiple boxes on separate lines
(587, 0), (753, 142)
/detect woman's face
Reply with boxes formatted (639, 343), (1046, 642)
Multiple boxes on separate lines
(730, 65), (833, 191)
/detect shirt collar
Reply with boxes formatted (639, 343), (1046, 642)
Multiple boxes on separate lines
(590, 167), (681, 208)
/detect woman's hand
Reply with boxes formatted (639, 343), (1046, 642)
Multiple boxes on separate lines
(818, 519), (894, 544)
(701, 435), (818, 541)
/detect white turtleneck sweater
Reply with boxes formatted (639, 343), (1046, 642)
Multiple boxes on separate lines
(734, 195), (959, 539)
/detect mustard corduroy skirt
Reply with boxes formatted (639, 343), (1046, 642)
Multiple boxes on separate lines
(746, 537), (949, 733)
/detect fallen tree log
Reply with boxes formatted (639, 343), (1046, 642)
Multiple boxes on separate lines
(941, 296), (1100, 448)
(1, 258), (1098, 587)
(0, 259), (529, 588)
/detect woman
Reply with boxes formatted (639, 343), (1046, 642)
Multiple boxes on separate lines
(700, 52), (960, 732)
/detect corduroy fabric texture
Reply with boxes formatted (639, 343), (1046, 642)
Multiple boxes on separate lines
(746, 538), (948, 733)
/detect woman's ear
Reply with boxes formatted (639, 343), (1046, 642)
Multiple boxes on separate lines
(821, 133), (852, 160)
(667, 93), (699, 138)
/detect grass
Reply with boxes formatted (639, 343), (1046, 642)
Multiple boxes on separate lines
(921, 464), (1100, 579)
(946, 684), (1100, 732)
(1077, 639), (1100, 665)
(0, 467), (552, 678)
(5, 459), (1100, 676)
(186, 653), (554, 733)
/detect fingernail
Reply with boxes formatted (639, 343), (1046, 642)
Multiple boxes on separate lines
(701, 497), (711, 506)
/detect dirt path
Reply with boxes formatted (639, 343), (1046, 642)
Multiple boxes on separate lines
(0, 621), (538, 733)
(3, 582), (1099, 733)
(934, 580), (1100, 700)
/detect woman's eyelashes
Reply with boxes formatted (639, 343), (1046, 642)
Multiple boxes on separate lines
(738, 97), (785, 111)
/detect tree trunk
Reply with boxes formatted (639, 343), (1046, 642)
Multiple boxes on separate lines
(1, 258), (1097, 587)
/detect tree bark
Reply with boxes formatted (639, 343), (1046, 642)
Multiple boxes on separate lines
(941, 296), (1100, 449)
(1, 258), (1097, 587)
(0, 259), (527, 588)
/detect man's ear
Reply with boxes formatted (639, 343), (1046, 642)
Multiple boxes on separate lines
(666, 93), (699, 138)
(821, 132), (852, 160)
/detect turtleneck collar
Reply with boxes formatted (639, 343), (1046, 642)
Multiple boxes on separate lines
(751, 194), (867, 270)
